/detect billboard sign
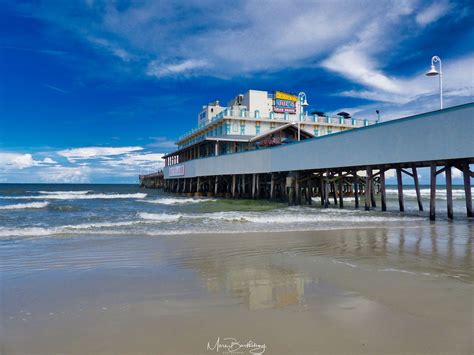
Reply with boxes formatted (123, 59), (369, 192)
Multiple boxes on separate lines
(274, 91), (297, 114)
(169, 164), (185, 177)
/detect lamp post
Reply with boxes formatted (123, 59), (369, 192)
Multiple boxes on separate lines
(376, 110), (380, 123)
(425, 56), (443, 109)
(297, 92), (309, 141)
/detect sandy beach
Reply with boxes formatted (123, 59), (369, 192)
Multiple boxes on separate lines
(2, 224), (472, 354)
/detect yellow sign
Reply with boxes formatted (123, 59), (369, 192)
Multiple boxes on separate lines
(275, 91), (297, 102)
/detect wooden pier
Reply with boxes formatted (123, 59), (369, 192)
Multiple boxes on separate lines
(141, 103), (474, 220)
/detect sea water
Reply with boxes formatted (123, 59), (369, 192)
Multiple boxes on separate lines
(0, 183), (471, 240)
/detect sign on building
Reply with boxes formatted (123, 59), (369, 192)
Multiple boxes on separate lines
(274, 91), (297, 114)
(169, 164), (185, 177)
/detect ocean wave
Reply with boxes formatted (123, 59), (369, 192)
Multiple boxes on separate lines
(138, 210), (423, 224)
(0, 221), (140, 237)
(385, 188), (469, 200)
(0, 202), (50, 210)
(139, 197), (217, 205)
(36, 190), (92, 195)
(137, 212), (183, 222)
(4, 193), (147, 200)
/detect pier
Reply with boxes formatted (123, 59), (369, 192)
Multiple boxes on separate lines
(141, 103), (474, 220)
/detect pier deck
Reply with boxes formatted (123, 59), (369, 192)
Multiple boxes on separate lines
(143, 103), (474, 220)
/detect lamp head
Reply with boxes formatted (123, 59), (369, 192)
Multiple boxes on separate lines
(301, 98), (309, 107)
(426, 64), (439, 76)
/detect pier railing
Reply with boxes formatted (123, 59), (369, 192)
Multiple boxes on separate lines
(178, 109), (376, 142)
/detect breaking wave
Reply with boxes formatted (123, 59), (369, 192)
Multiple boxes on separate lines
(138, 209), (424, 224)
(140, 197), (216, 205)
(0, 202), (50, 210)
(4, 192), (147, 200)
(0, 221), (140, 238)
(37, 190), (92, 195)
(386, 188), (469, 200)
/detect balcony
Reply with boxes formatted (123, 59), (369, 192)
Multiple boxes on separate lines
(178, 107), (377, 143)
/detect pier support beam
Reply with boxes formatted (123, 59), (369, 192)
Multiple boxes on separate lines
(365, 167), (371, 211)
(380, 169), (387, 211)
(287, 176), (296, 206)
(252, 174), (256, 199)
(232, 175), (237, 198)
(445, 165), (453, 219)
(324, 171), (330, 208)
(270, 174), (275, 200)
(295, 173), (301, 205)
(354, 172), (359, 209)
(396, 167), (405, 212)
(462, 162), (473, 218)
(214, 176), (219, 195)
(338, 171), (344, 209)
(370, 172), (376, 208)
(430, 164), (437, 221)
(412, 166), (423, 211)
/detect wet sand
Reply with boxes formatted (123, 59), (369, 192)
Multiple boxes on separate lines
(1, 225), (473, 354)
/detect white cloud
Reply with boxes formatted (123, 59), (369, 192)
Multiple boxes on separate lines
(37, 166), (91, 183)
(42, 157), (57, 164)
(146, 59), (208, 78)
(0, 153), (42, 169)
(57, 146), (144, 162)
(147, 136), (176, 149)
(101, 152), (164, 169)
(416, 1), (451, 27)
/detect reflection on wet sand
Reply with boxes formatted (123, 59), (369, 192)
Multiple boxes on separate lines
(207, 266), (311, 310)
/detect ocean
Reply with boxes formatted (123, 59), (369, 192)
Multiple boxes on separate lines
(0, 183), (471, 240)
(1, 184), (472, 354)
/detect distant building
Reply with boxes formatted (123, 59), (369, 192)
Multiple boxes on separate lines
(163, 89), (375, 167)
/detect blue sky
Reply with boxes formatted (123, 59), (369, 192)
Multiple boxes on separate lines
(0, 0), (473, 183)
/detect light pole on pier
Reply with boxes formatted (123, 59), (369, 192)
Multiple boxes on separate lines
(297, 92), (309, 141)
(425, 56), (443, 109)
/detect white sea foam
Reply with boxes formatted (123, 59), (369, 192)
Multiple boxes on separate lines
(138, 209), (423, 224)
(386, 188), (469, 200)
(0, 202), (50, 210)
(0, 221), (140, 237)
(140, 197), (216, 205)
(4, 193), (147, 200)
(36, 190), (92, 195)
(137, 212), (183, 222)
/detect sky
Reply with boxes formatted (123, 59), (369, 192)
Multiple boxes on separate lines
(0, 0), (473, 183)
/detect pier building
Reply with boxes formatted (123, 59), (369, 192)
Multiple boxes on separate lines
(141, 98), (474, 221)
(163, 90), (377, 166)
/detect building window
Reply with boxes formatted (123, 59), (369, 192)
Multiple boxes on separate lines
(314, 128), (319, 136)
(327, 129), (332, 135)
(225, 123), (231, 134)
(240, 124), (245, 135)
(256, 125), (260, 135)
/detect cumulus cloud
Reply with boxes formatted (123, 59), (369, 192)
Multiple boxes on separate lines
(37, 166), (91, 183)
(0, 147), (165, 183)
(0, 153), (57, 169)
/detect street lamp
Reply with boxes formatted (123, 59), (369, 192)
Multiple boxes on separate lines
(425, 56), (443, 109)
(297, 92), (309, 141)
